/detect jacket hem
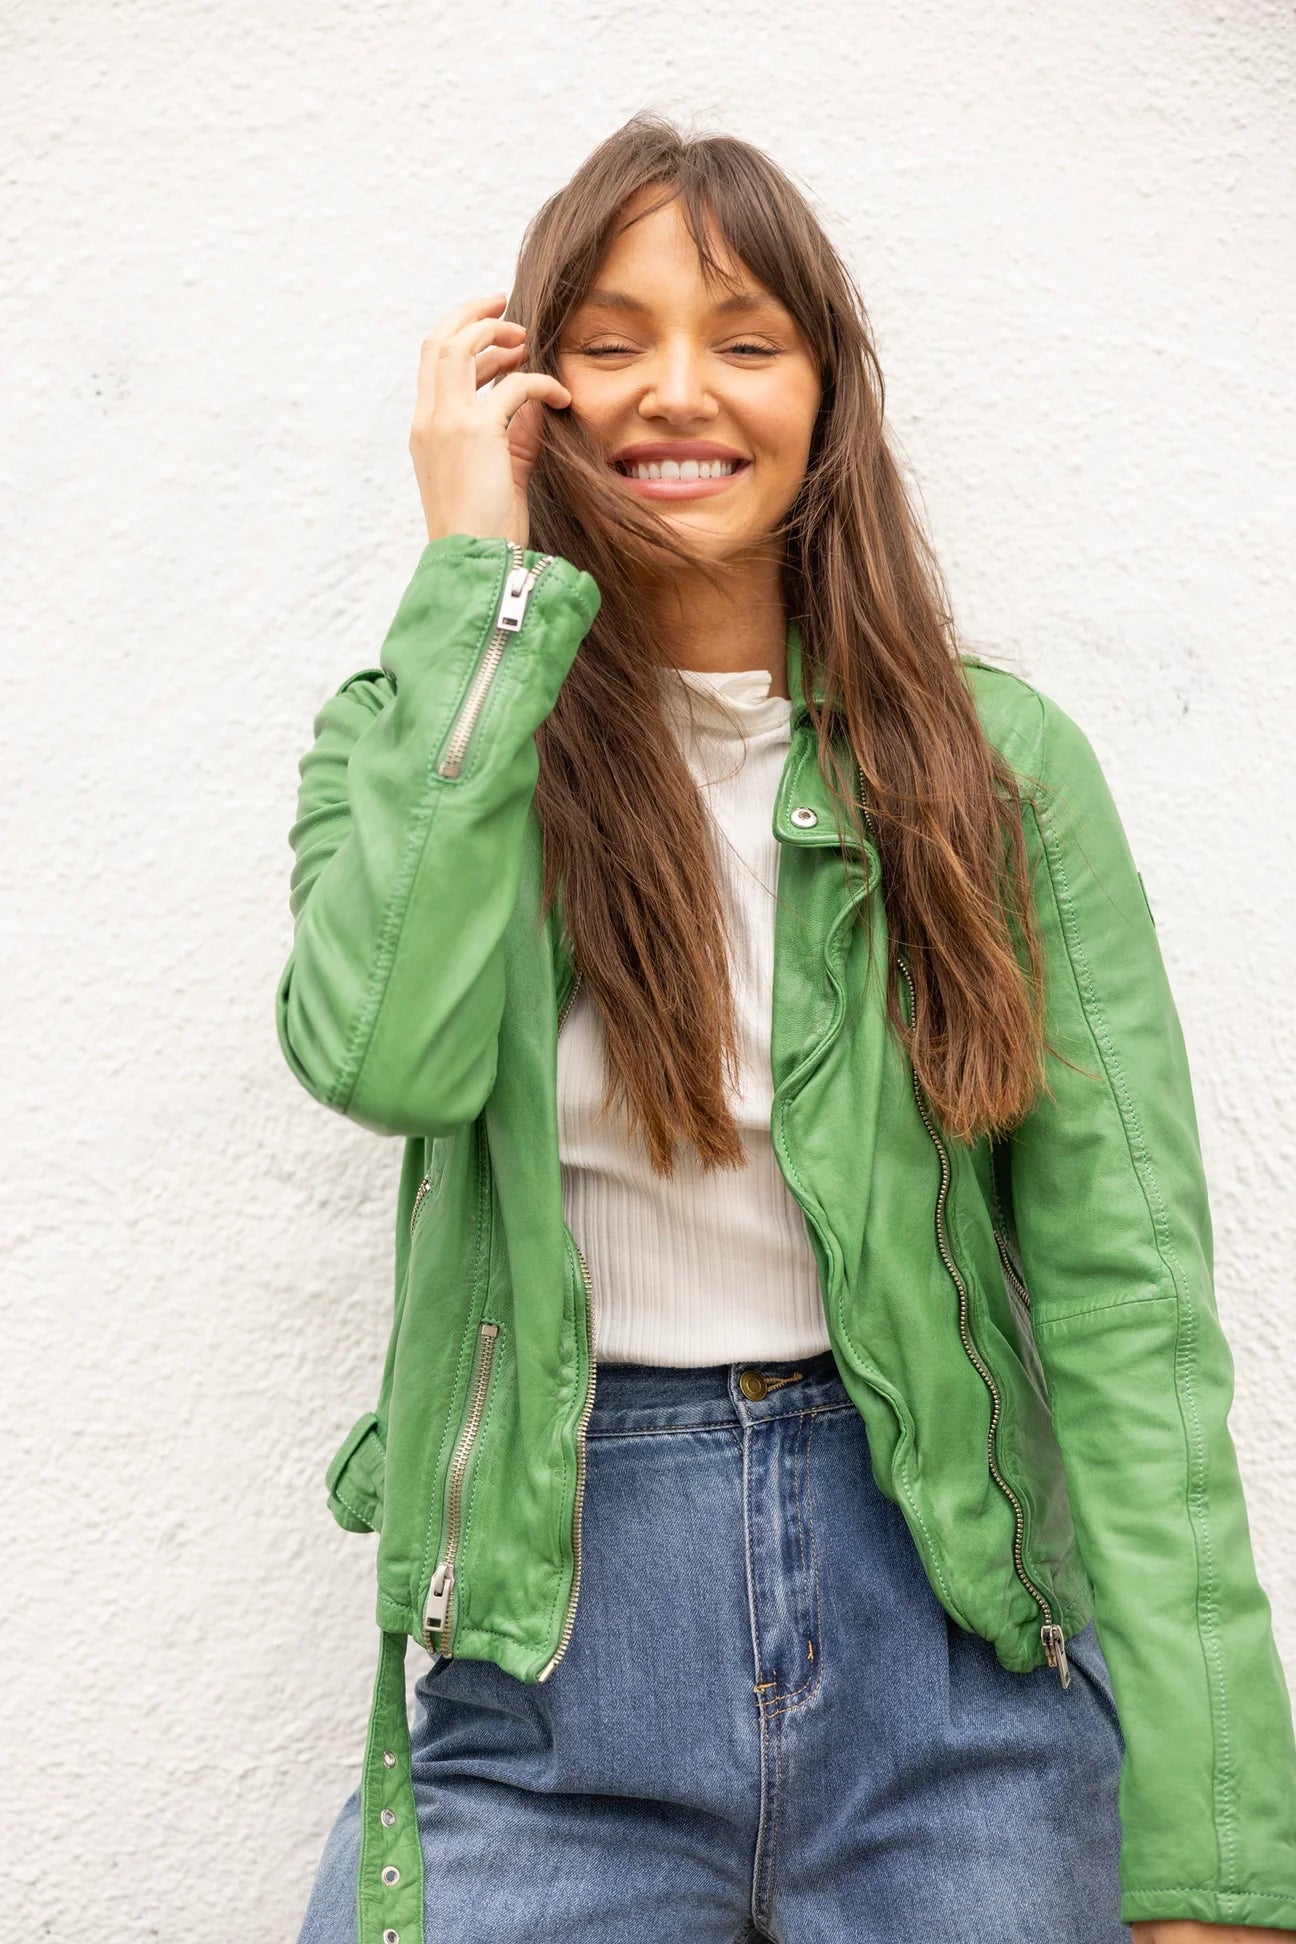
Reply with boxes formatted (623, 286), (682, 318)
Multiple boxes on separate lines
(1121, 1886), (1296, 1927)
(375, 1595), (555, 1683)
(989, 1578), (1095, 1674)
(376, 1594), (415, 1630)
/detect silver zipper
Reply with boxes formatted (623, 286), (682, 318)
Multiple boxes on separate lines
(422, 1320), (500, 1654)
(556, 962), (582, 1031)
(537, 961), (596, 1682)
(856, 764), (1068, 1688)
(993, 1224), (1033, 1312)
(409, 1168), (434, 1239)
(537, 1228), (597, 1682)
(435, 544), (555, 779)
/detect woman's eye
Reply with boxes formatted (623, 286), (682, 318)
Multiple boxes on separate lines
(580, 342), (779, 359)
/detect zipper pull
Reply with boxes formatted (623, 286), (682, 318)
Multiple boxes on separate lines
(423, 1560), (455, 1649)
(496, 563), (542, 631)
(1041, 1623), (1071, 1688)
(409, 1171), (433, 1239)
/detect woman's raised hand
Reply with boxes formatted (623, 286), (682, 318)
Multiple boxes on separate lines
(409, 291), (572, 551)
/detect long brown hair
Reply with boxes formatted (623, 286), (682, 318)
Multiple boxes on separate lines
(511, 111), (1048, 1172)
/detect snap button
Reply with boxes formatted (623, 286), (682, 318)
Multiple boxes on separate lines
(380, 1807), (396, 1827)
(383, 1931), (400, 1944)
(789, 805), (818, 827)
(381, 1866), (401, 1886)
(739, 1367), (768, 1401)
(382, 1750), (396, 1769)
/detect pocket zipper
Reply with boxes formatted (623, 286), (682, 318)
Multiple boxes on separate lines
(435, 544), (555, 779)
(537, 962), (598, 1683)
(538, 1223), (597, 1682)
(422, 1320), (500, 1655)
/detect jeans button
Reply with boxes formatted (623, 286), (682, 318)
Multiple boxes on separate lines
(739, 1368), (768, 1401)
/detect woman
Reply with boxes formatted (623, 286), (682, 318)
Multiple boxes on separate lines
(278, 114), (1296, 1943)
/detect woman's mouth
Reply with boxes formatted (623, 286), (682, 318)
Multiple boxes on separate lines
(610, 456), (752, 499)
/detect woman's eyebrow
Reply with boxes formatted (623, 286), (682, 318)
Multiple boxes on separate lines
(577, 286), (784, 318)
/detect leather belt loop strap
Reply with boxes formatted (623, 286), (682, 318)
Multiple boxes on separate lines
(357, 1629), (423, 1944)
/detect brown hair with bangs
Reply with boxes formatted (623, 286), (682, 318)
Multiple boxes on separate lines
(509, 109), (1050, 1173)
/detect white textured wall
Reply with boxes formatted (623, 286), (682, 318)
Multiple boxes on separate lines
(3, 3), (1293, 1936)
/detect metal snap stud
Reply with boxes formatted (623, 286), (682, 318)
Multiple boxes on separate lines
(381, 1866), (400, 1886)
(789, 805), (818, 827)
(382, 1750), (396, 1769)
(739, 1367), (768, 1401)
(383, 1931), (400, 1944)
(380, 1807), (396, 1827)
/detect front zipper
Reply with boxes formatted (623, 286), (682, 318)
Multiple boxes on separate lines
(422, 1319), (500, 1655)
(537, 961), (597, 1683)
(856, 764), (1069, 1688)
(556, 960), (583, 1034)
(409, 1167), (434, 1239)
(993, 1224), (1033, 1312)
(435, 544), (555, 779)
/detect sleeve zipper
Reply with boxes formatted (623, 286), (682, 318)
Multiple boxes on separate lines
(434, 544), (555, 779)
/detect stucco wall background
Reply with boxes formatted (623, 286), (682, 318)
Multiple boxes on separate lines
(2, 2), (1293, 1936)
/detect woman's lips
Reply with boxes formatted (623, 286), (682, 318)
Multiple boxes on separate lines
(610, 459), (751, 499)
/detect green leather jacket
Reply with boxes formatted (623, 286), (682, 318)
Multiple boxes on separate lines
(276, 534), (1296, 1942)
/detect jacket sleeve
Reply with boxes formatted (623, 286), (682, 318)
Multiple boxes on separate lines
(274, 534), (601, 1138)
(1006, 688), (1296, 1929)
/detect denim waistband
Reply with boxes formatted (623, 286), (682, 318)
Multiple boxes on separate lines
(587, 1348), (849, 1435)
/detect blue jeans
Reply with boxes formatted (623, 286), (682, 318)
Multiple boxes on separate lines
(299, 1349), (1129, 1942)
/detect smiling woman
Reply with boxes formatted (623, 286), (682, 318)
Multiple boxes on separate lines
(281, 107), (1296, 1944)
(511, 158), (1053, 1172)
(554, 226), (822, 661)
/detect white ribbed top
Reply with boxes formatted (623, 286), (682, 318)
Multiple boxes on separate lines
(556, 663), (831, 1366)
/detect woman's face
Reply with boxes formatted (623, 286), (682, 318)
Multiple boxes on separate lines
(556, 188), (822, 565)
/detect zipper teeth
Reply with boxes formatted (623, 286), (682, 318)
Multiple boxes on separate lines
(427, 1320), (499, 1652)
(556, 963), (582, 1031)
(409, 1169), (433, 1238)
(994, 1226), (1033, 1310)
(855, 764), (1055, 1641)
(897, 952), (1053, 1629)
(538, 1231), (597, 1680)
(435, 545), (555, 779)
(538, 964), (595, 1682)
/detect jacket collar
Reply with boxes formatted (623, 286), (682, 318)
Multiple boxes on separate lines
(553, 616), (875, 1013)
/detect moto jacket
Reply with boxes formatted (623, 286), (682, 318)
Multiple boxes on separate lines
(275, 533), (1296, 1942)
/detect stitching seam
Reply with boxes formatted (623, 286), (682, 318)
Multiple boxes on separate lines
(767, 1408), (824, 1717)
(1033, 702), (1230, 1880)
(1031, 1292), (1174, 1333)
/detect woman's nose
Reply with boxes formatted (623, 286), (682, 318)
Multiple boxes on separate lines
(636, 346), (719, 418)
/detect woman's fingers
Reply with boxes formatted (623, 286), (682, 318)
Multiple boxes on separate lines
(415, 295), (524, 414)
(407, 291), (571, 547)
(482, 368), (572, 434)
(463, 326), (529, 393)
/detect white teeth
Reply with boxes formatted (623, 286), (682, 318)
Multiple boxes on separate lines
(624, 458), (740, 480)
